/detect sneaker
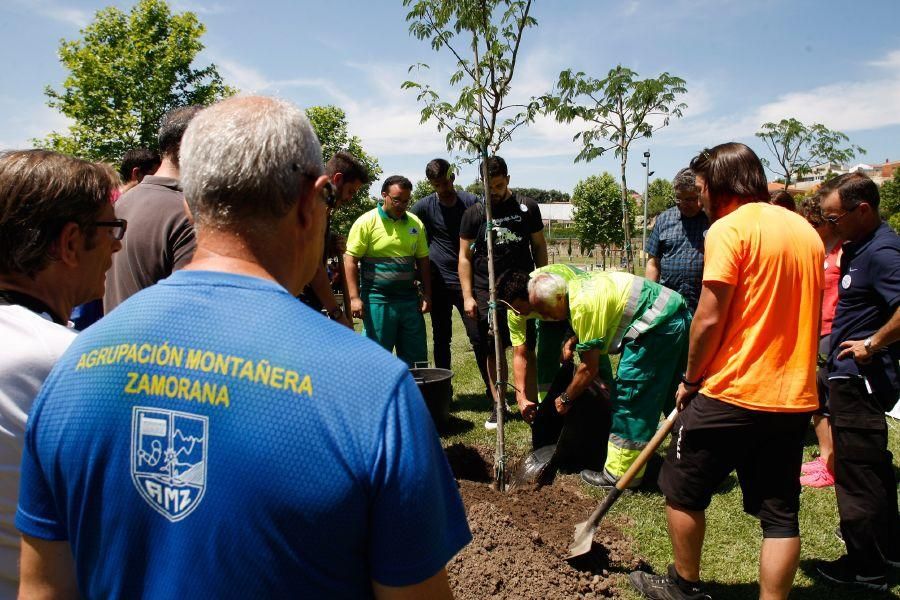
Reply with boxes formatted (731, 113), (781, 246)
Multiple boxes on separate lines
(629, 565), (711, 600)
(484, 405), (498, 430)
(800, 467), (835, 488)
(815, 555), (888, 591)
(580, 469), (642, 490)
(801, 456), (827, 475)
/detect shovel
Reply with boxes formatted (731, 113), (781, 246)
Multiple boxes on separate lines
(567, 407), (679, 559)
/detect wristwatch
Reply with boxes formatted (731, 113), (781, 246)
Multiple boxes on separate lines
(863, 337), (874, 352)
(559, 391), (571, 406)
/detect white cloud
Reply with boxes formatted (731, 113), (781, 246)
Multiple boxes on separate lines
(211, 55), (446, 156)
(869, 49), (900, 69)
(0, 98), (73, 150)
(659, 50), (900, 147)
(170, 1), (233, 16)
(622, 1), (641, 16)
(9, 0), (89, 28)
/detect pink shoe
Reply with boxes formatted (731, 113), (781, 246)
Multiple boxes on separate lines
(800, 456), (827, 475)
(800, 467), (835, 488)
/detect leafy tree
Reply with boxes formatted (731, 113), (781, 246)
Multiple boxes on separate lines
(571, 173), (635, 260)
(755, 118), (864, 188)
(38, 0), (232, 162)
(402, 0), (539, 158)
(547, 66), (687, 272)
(402, 0), (540, 488)
(305, 105), (381, 236)
(412, 180), (434, 201)
(512, 187), (570, 203)
(465, 180), (484, 195)
(647, 178), (675, 218)
(880, 169), (900, 232)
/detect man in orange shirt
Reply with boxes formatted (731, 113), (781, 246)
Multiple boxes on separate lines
(630, 143), (824, 600)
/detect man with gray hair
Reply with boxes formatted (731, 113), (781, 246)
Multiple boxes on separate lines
(16, 96), (470, 599)
(645, 168), (709, 313)
(513, 269), (691, 489)
(104, 105), (201, 312)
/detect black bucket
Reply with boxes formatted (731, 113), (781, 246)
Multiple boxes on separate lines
(410, 367), (453, 432)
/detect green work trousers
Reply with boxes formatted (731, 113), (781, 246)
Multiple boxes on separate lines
(605, 305), (691, 480)
(362, 298), (427, 367)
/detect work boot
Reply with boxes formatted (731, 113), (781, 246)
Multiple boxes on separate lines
(629, 565), (710, 600)
(581, 469), (641, 490)
(815, 555), (888, 591)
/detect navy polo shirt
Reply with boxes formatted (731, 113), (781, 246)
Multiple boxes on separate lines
(828, 222), (900, 402)
(410, 191), (479, 289)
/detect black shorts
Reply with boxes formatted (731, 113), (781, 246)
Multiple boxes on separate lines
(815, 334), (831, 416)
(658, 394), (812, 538)
(474, 287), (535, 351)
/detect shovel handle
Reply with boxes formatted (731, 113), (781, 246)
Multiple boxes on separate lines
(588, 408), (679, 527)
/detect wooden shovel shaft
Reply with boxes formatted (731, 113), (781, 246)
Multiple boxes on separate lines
(571, 408), (679, 555)
(613, 407), (679, 492)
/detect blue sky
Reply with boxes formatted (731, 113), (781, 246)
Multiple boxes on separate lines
(1, 0), (898, 194)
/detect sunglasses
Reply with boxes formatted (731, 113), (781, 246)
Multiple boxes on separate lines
(824, 203), (861, 227)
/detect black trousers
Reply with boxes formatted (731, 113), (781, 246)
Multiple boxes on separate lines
(829, 377), (900, 575)
(531, 361), (610, 473)
(429, 276), (490, 392)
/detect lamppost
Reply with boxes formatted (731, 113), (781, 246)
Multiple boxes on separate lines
(640, 151), (654, 268)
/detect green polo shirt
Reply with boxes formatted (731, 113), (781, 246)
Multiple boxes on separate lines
(346, 205), (429, 303)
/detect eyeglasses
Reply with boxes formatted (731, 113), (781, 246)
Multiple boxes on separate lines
(385, 195), (410, 206)
(93, 219), (127, 240)
(320, 181), (336, 210)
(824, 203), (861, 227)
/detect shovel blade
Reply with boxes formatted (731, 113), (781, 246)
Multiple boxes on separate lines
(567, 518), (595, 559)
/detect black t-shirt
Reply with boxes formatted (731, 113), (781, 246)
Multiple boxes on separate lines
(410, 190), (480, 289)
(459, 193), (543, 290)
(829, 222), (900, 402)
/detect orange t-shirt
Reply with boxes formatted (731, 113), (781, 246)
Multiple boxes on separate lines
(700, 203), (824, 412)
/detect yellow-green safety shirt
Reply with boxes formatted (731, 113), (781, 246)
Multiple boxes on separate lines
(346, 205), (429, 302)
(508, 264), (585, 347)
(569, 272), (683, 354)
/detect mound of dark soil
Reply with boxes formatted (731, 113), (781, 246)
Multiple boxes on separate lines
(445, 445), (643, 599)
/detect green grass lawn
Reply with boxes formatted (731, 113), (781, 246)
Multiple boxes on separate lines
(424, 305), (900, 599)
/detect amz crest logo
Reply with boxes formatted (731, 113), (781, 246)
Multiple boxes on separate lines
(131, 407), (208, 522)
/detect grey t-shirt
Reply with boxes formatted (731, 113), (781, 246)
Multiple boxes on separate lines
(104, 176), (196, 312)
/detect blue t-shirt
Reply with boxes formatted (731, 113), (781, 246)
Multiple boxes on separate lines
(410, 191), (480, 289)
(17, 270), (470, 599)
(829, 223), (900, 403)
(645, 206), (709, 313)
